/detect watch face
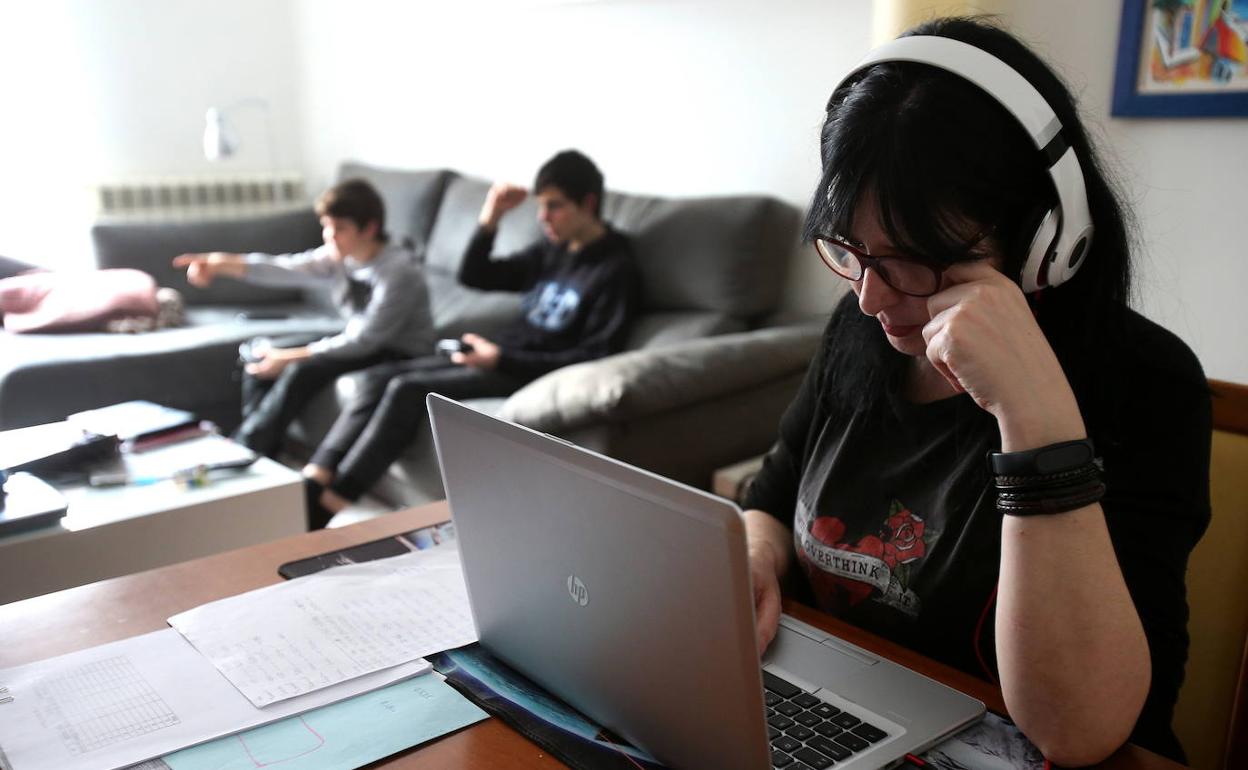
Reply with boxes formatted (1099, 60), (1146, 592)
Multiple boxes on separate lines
(990, 439), (1095, 476)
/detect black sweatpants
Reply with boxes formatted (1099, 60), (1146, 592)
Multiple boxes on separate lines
(235, 345), (402, 458)
(311, 356), (528, 500)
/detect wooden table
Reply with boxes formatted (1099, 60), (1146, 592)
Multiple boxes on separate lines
(0, 502), (1184, 769)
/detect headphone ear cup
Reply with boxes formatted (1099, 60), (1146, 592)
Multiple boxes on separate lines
(1015, 205), (1059, 293)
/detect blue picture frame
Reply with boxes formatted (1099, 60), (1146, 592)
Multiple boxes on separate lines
(1112, 0), (1248, 117)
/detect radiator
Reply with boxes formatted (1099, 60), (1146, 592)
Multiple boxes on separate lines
(92, 174), (307, 220)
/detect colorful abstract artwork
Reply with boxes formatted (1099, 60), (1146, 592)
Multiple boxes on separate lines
(1113, 0), (1248, 116)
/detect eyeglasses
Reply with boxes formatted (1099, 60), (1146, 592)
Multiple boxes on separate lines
(813, 230), (993, 298)
(813, 236), (948, 297)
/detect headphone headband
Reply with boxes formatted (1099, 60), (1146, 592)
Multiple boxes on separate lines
(833, 36), (1094, 292)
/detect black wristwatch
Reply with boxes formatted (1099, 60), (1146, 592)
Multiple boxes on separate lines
(987, 438), (1097, 477)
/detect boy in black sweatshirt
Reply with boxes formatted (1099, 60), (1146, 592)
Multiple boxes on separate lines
(301, 150), (638, 527)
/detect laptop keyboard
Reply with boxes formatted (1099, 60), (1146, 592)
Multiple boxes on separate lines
(763, 670), (889, 769)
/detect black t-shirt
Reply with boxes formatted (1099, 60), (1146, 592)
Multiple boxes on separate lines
(744, 308), (1211, 762)
(459, 225), (639, 380)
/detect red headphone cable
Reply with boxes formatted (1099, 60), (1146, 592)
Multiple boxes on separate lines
(973, 582), (1000, 685)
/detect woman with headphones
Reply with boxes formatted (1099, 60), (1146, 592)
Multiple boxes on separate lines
(745, 17), (1210, 766)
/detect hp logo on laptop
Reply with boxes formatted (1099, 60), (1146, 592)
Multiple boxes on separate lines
(567, 575), (589, 606)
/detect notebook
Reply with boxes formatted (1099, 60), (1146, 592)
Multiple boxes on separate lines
(427, 395), (984, 770)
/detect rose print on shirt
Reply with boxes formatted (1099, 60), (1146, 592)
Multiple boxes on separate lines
(883, 503), (925, 563)
(795, 498), (933, 616)
(881, 500), (925, 592)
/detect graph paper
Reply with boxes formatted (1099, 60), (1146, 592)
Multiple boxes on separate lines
(32, 655), (180, 754)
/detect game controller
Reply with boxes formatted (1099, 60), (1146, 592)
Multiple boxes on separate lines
(436, 338), (475, 356)
(238, 337), (273, 364)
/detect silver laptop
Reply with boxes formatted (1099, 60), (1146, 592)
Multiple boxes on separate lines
(428, 395), (984, 770)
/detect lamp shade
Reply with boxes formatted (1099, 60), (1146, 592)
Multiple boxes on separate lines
(202, 107), (238, 161)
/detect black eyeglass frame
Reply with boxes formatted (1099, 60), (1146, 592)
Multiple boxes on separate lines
(812, 228), (996, 298)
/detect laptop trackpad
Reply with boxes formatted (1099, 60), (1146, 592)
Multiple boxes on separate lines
(765, 624), (875, 690)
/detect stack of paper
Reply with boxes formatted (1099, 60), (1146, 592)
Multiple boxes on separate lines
(0, 544), (483, 770)
(168, 545), (478, 707)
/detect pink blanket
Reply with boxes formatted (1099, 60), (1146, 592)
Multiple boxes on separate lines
(0, 269), (160, 333)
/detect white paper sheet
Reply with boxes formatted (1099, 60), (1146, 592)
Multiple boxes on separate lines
(167, 544), (477, 707)
(0, 629), (430, 770)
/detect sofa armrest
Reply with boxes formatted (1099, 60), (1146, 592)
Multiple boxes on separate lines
(91, 209), (322, 305)
(498, 323), (821, 433)
(0, 254), (39, 279)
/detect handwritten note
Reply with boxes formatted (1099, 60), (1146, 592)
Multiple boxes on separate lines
(168, 545), (477, 707)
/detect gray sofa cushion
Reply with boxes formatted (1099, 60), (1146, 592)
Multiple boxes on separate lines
(425, 269), (524, 340)
(603, 192), (799, 318)
(626, 312), (746, 350)
(423, 176), (544, 275)
(334, 163), (455, 259)
(498, 323), (822, 433)
(91, 209), (322, 305)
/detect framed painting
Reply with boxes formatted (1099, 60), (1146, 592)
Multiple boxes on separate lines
(1112, 0), (1248, 116)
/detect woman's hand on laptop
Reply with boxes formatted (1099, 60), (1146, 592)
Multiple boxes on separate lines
(745, 509), (793, 655)
(749, 542), (783, 654)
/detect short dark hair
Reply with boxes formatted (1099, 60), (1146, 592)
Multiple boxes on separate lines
(533, 150), (605, 217)
(807, 16), (1133, 423)
(315, 178), (388, 241)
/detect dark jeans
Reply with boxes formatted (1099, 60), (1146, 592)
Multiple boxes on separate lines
(311, 356), (528, 501)
(235, 343), (403, 458)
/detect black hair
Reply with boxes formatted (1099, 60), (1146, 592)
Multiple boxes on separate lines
(316, 178), (389, 242)
(807, 16), (1133, 424)
(533, 150), (605, 217)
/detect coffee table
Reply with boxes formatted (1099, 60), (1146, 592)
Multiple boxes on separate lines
(0, 423), (304, 604)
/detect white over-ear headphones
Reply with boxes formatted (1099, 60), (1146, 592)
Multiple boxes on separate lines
(833, 36), (1095, 292)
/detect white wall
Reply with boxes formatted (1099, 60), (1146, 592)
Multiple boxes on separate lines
(0, 0), (301, 268)
(0, 2), (97, 268)
(293, 0), (866, 201)
(1003, 0), (1247, 383)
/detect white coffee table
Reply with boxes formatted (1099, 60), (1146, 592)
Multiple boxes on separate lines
(0, 425), (304, 605)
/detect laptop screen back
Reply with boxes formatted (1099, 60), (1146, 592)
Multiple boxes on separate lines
(428, 395), (771, 769)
